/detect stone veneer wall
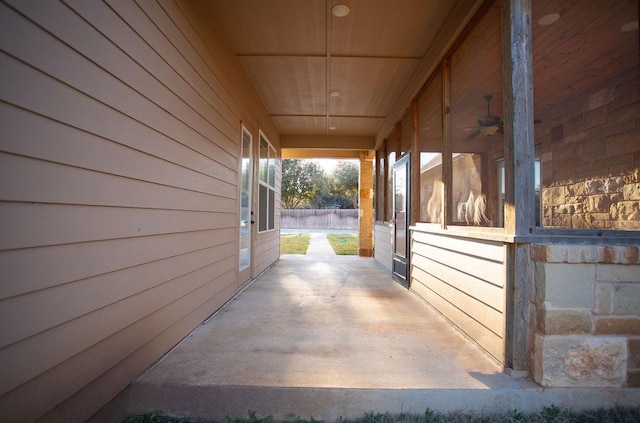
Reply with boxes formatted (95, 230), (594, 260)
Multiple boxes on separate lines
(543, 172), (640, 230)
(531, 244), (640, 387)
(538, 72), (640, 230)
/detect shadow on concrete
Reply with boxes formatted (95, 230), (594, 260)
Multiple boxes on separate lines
(120, 254), (640, 421)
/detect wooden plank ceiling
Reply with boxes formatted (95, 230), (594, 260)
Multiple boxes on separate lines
(207, 0), (455, 146)
(207, 0), (639, 152)
(531, 0), (639, 124)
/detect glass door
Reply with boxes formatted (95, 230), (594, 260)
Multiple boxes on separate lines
(239, 126), (253, 285)
(392, 154), (410, 287)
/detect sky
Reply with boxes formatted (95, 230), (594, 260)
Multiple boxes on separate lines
(316, 159), (337, 173)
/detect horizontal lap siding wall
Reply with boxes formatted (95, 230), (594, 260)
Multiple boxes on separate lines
(0, 0), (279, 421)
(410, 231), (506, 362)
(374, 222), (393, 272)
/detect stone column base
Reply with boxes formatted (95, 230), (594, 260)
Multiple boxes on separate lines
(358, 248), (373, 257)
(533, 334), (628, 387)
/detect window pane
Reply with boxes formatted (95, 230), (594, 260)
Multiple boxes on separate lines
(268, 145), (276, 187)
(375, 151), (386, 221)
(451, 153), (487, 225)
(450, 1), (503, 227)
(386, 148), (396, 221)
(533, 0), (640, 230)
(418, 68), (443, 223)
(268, 188), (275, 230)
(394, 162), (407, 257)
(420, 153), (443, 223)
(259, 184), (268, 232)
(259, 136), (268, 183)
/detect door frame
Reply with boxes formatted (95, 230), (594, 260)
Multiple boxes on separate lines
(392, 153), (411, 287)
(238, 124), (254, 286)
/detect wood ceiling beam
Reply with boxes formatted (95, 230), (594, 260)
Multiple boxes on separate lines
(280, 135), (374, 150)
(282, 149), (363, 159)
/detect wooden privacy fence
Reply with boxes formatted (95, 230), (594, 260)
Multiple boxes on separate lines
(281, 209), (359, 230)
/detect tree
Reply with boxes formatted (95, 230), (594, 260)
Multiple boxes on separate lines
(280, 159), (325, 209)
(311, 193), (354, 209)
(332, 160), (360, 208)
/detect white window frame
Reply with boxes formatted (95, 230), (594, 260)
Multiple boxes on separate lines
(258, 131), (276, 233)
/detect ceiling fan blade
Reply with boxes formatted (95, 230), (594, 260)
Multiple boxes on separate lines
(465, 129), (482, 142)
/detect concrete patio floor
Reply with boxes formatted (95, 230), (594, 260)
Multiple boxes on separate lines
(119, 234), (640, 421)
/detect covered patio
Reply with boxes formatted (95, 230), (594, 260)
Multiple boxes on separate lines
(102, 245), (637, 421)
(1, 0), (639, 421)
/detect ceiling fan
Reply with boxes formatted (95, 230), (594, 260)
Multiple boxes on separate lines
(464, 94), (541, 141)
(464, 94), (503, 141)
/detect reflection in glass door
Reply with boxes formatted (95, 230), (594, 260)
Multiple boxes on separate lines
(239, 127), (252, 278)
(392, 154), (410, 287)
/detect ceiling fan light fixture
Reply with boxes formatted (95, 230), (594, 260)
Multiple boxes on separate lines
(330, 90), (341, 97)
(477, 115), (501, 127)
(538, 13), (560, 26)
(332, 4), (350, 18)
(483, 126), (498, 136)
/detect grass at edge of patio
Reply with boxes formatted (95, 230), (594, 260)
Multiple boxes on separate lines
(280, 233), (311, 254)
(326, 234), (358, 255)
(126, 406), (640, 423)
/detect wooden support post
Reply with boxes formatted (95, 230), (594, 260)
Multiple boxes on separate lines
(359, 150), (375, 257)
(395, 121), (402, 157)
(502, 0), (535, 374)
(381, 141), (388, 222)
(375, 152), (381, 222)
(411, 99), (420, 226)
(441, 58), (452, 228)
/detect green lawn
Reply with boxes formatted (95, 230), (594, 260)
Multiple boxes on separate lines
(326, 234), (358, 255)
(280, 234), (311, 254)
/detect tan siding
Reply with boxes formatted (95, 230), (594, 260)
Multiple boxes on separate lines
(412, 266), (503, 335)
(1, 256), (235, 396)
(411, 241), (504, 287)
(0, 203), (234, 250)
(86, 0), (236, 151)
(412, 280), (505, 362)
(253, 233), (280, 277)
(49, 285), (235, 422)
(0, 104), (237, 194)
(0, 244), (235, 349)
(374, 222), (393, 272)
(158, 0), (242, 121)
(128, 0), (239, 139)
(412, 254), (503, 311)
(4, 0), (238, 163)
(410, 231), (506, 363)
(0, 153), (236, 211)
(0, 0), (280, 420)
(0, 28), (236, 175)
(412, 230), (504, 263)
(0, 59), (236, 183)
(0, 228), (233, 299)
(0, 273), (236, 422)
